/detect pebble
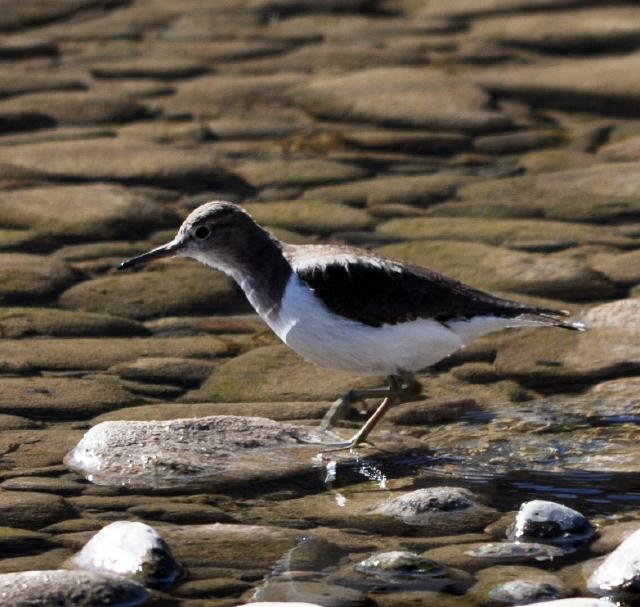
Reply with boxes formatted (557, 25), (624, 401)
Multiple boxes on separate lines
(512, 500), (593, 545)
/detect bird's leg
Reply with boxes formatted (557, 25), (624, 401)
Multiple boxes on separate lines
(320, 385), (407, 431)
(299, 374), (421, 450)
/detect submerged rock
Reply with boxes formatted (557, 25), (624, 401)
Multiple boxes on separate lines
(512, 500), (593, 546)
(356, 551), (447, 579)
(466, 542), (563, 562)
(0, 570), (148, 607)
(70, 521), (181, 589)
(588, 528), (640, 597)
(489, 578), (562, 604)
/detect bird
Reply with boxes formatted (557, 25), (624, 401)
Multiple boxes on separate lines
(119, 201), (584, 450)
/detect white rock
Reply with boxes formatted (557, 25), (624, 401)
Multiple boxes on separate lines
(588, 528), (640, 593)
(71, 521), (180, 587)
(514, 500), (591, 541)
(582, 299), (640, 330)
(522, 599), (617, 607)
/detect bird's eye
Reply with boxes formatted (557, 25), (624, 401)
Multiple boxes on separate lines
(194, 226), (211, 240)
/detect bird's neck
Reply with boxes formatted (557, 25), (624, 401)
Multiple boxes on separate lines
(204, 229), (292, 321)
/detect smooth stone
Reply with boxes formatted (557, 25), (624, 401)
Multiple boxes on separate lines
(0, 91), (148, 126)
(588, 528), (640, 596)
(175, 576), (252, 598)
(0, 0), (124, 30)
(494, 328), (640, 387)
(344, 129), (470, 155)
(472, 8), (640, 53)
(242, 201), (375, 235)
(377, 216), (632, 250)
(0, 490), (76, 529)
(90, 58), (208, 79)
(0, 376), (138, 419)
(0, 68), (85, 99)
(252, 580), (367, 607)
(0, 570), (148, 607)
(191, 344), (376, 403)
(59, 262), (249, 320)
(377, 239), (612, 301)
(513, 500), (593, 544)
(65, 415), (343, 490)
(517, 600), (616, 607)
(0, 184), (177, 241)
(0, 308), (148, 338)
(291, 67), (510, 133)
(162, 73), (304, 118)
(0, 254), (76, 304)
(386, 398), (481, 425)
(0, 335), (233, 372)
(582, 299), (640, 330)
(71, 521), (180, 588)
(0, 139), (246, 190)
(591, 252), (640, 285)
(109, 357), (215, 387)
(475, 52), (640, 114)
(302, 173), (462, 207)
(235, 159), (369, 189)
(0, 527), (54, 555)
(0, 476), (84, 495)
(474, 129), (562, 154)
(128, 501), (234, 525)
(419, 0), (590, 18)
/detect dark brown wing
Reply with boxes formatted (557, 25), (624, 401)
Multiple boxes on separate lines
(296, 257), (567, 328)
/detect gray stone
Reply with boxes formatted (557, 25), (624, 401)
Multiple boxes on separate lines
(466, 542), (563, 562)
(588, 528), (640, 596)
(71, 521), (181, 588)
(0, 570), (148, 607)
(66, 415), (337, 490)
(356, 551), (447, 579)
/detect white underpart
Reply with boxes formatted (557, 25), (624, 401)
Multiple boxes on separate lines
(262, 275), (539, 375)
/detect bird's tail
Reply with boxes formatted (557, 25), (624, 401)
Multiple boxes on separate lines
(519, 308), (586, 332)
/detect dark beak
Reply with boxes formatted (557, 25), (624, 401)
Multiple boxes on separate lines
(118, 239), (184, 270)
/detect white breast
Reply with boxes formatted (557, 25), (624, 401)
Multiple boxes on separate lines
(262, 275), (466, 375)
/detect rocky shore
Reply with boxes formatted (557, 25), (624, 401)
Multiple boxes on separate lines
(1, 0), (640, 605)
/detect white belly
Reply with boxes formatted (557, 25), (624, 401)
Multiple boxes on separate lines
(264, 276), (466, 375)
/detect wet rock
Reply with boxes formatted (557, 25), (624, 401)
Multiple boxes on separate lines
(472, 8), (640, 53)
(377, 240), (612, 301)
(0, 375), (138, 419)
(303, 173), (462, 207)
(292, 67), (510, 133)
(0, 570), (148, 607)
(192, 344), (374, 403)
(71, 521), (181, 588)
(0, 184), (176, 241)
(253, 580), (368, 607)
(0, 490), (76, 529)
(374, 487), (498, 535)
(0, 254), (76, 304)
(512, 500), (593, 545)
(591, 252), (640, 286)
(110, 357), (215, 387)
(582, 299), (640, 330)
(588, 528), (640, 597)
(356, 550), (448, 581)
(475, 52), (640, 115)
(0, 138), (246, 190)
(66, 415), (327, 489)
(0, 91), (148, 126)
(0, 307), (147, 338)
(465, 541), (563, 562)
(495, 328), (640, 387)
(128, 501), (234, 525)
(471, 565), (568, 606)
(175, 576), (251, 598)
(521, 600), (617, 607)
(59, 262), (249, 320)
(243, 201), (375, 235)
(386, 398), (481, 425)
(344, 129), (470, 155)
(1, 476), (84, 495)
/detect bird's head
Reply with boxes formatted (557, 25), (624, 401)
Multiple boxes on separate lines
(119, 201), (260, 272)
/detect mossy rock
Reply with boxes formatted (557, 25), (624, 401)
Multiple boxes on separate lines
(243, 201), (375, 235)
(0, 307), (147, 338)
(377, 216), (631, 249)
(0, 490), (76, 530)
(0, 184), (177, 242)
(192, 344), (378, 402)
(377, 240), (615, 302)
(59, 261), (249, 320)
(0, 254), (76, 304)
